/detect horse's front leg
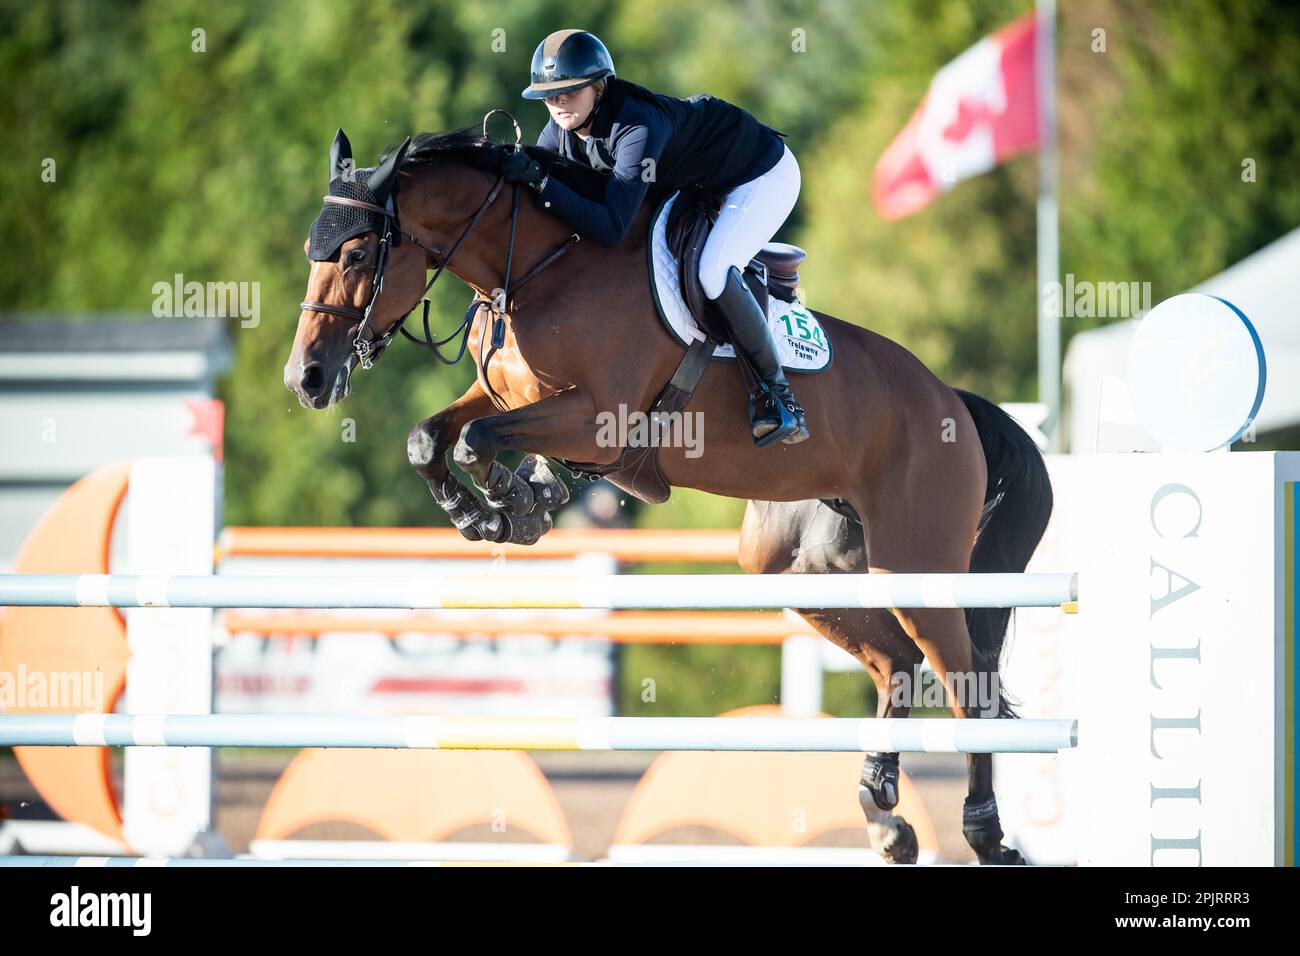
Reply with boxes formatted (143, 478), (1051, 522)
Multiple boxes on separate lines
(452, 386), (611, 544)
(407, 383), (515, 541)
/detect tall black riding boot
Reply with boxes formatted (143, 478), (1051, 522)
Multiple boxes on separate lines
(709, 265), (810, 447)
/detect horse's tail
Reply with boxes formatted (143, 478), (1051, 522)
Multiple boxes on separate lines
(955, 389), (1054, 718)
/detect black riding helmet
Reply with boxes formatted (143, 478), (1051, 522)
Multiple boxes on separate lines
(521, 29), (615, 100)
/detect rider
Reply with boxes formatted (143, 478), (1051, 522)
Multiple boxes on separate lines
(505, 29), (809, 448)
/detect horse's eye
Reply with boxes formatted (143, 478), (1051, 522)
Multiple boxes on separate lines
(348, 248), (367, 264)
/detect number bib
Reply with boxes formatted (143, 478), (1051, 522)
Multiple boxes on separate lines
(772, 302), (832, 370)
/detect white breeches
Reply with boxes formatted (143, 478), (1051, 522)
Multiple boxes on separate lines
(697, 144), (801, 300)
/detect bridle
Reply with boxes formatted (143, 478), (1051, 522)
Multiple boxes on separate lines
(299, 180), (503, 369)
(299, 111), (580, 371)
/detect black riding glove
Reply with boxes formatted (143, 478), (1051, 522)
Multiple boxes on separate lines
(501, 151), (549, 193)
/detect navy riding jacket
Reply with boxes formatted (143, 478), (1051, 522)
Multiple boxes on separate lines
(534, 77), (787, 246)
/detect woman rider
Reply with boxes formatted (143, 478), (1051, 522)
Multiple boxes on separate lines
(503, 29), (809, 447)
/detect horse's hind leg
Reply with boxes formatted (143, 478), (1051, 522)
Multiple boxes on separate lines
(796, 606), (925, 864)
(858, 497), (1024, 865)
(961, 753), (1022, 864)
(739, 499), (924, 864)
(880, 605), (1021, 863)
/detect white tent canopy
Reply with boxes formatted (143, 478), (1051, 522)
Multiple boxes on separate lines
(1064, 227), (1300, 450)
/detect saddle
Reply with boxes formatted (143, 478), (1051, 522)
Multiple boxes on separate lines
(558, 189), (811, 505)
(664, 189), (806, 338)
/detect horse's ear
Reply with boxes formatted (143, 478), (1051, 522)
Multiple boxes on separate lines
(329, 129), (353, 180)
(368, 136), (412, 203)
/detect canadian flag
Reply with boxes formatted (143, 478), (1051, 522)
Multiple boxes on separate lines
(874, 12), (1039, 219)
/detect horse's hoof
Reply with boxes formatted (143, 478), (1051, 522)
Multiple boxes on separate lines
(454, 522), (483, 542)
(475, 511), (511, 543)
(516, 454), (570, 515)
(880, 818), (919, 865)
(502, 508), (554, 546)
(863, 809), (919, 865)
(977, 845), (1025, 866)
(482, 461), (535, 516)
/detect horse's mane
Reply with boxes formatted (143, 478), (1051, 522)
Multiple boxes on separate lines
(382, 125), (609, 201)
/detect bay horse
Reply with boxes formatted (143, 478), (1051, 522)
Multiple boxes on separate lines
(285, 119), (1053, 865)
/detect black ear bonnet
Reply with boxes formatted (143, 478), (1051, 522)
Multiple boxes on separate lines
(307, 129), (410, 261)
(307, 169), (387, 262)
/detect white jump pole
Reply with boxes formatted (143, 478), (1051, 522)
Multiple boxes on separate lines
(0, 714), (1079, 754)
(0, 571), (1079, 610)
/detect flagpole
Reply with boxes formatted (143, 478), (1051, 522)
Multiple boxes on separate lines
(1036, 0), (1060, 450)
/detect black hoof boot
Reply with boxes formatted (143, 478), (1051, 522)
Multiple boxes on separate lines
(962, 795), (1025, 865)
(431, 476), (494, 542)
(482, 460), (535, 516)
(859, 752), (901, 811)
(515, 453), (570, 514)
(501, 509), (553, 546)
(482, 454), (570, 520)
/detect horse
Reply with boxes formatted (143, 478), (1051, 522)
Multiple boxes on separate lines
(285, 117), (1053, 865)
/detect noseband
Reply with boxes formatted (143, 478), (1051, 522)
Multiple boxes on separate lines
(299, 177), (506, 369)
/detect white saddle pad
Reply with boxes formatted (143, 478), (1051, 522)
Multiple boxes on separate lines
(648, 192), (832, 373)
